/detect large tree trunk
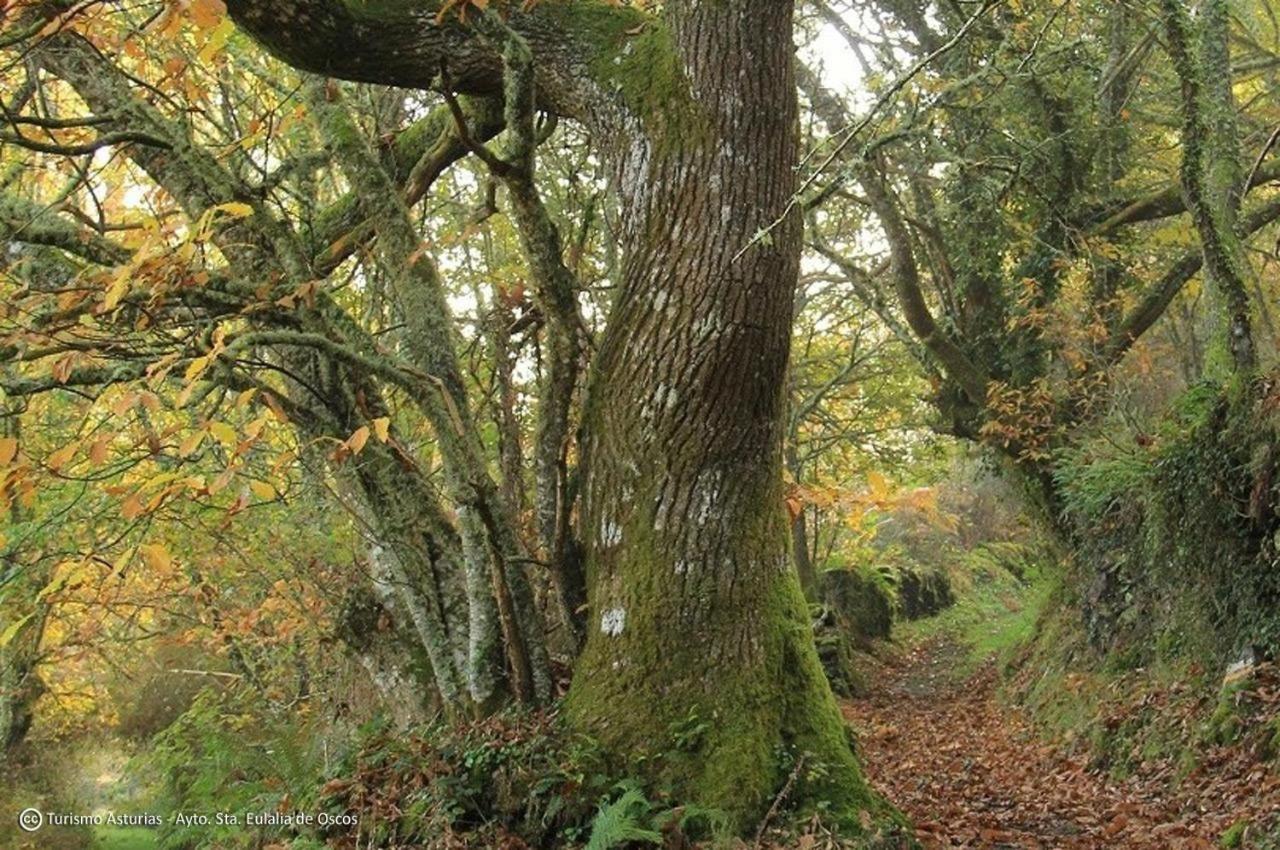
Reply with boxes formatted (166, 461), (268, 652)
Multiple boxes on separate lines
(566, 2), (872, 825)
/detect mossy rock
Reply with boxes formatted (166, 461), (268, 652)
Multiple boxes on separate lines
(895, 566), (955, 620)
(819, 568), (893, 643)
(811, 615), (867, 698)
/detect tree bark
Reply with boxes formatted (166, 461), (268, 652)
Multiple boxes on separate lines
(565, 2), (873, 824)
(1161, 0), (1257, 373)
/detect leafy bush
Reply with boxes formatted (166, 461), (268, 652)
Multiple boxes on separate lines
(141, 689), (330, 849)
(312, 710), (614, 848)
(1054, 376), (1280, 667)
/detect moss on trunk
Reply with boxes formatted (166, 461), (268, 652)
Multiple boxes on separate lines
(565, 3), (883, 833)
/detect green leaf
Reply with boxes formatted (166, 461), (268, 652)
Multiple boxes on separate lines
(0, 613), (35, 649)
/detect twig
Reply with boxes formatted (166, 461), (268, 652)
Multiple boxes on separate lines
(166, 668), (244, 680)
(1242, 123), (1280, 202)
(753, 754), (805, 848)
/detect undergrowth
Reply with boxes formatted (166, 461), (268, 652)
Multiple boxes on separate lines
(893, 541), (1058, 676)
(1054, 377), (1280, 667)
(137, 689), (908, 849)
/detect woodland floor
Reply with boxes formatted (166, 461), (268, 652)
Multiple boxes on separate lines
(841, 637), (1280, 849)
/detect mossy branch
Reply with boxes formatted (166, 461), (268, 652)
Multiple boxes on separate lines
(1160, 0), (1257, 373)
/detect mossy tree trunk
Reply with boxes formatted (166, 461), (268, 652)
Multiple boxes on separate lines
(566, 3), (872, 825)
(1161, 0), (1257, 374)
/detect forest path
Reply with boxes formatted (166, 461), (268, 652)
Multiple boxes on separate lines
(840, 637), (1262, 849)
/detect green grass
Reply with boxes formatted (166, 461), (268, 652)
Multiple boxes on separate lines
(895, 557), (1057, 676)
(94, 825), (159, 850)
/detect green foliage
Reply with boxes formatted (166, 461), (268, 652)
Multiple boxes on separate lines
(142, 690), (326, 849)
(1055, 378), (1280, 666)
(311, 710), (615, 847)
(295, 709), (746, 849)
(668, 709), (712, 753)
(585, 786), (663, 850)
(1221, 820), (1249, 849)
(93, 825), (159, 850)
(898, 542), (1057, 676)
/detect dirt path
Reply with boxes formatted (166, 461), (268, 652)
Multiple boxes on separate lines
(841, 638), (1279, 849)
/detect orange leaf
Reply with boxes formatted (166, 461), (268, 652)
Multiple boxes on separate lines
(189, 0), (226, 29)
(140, 543), (173, 574)
(346, 426), (370, 455)
(48, 442), (79, 471)
(89, 437), (110, 466)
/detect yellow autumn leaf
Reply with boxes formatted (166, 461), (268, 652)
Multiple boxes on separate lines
(184, 355), (211, 383)
(249, 480), (275, 501)
(866, 470), (890, 501)
(212, 201), (254, 219)
(47, 442), (79, 471)
(111, 547), (135, 578)
(103, 272), (130, 311)
(197, 16), (235, 63)
(0, 437), (16, 465)
(179, 430), (206, 457)
(139, 543), (173, 573)
(207, 421), (237, 447)
(372, 417), (390, 442)
(0, 613), (34, 649)
(347, 425), (371, 454)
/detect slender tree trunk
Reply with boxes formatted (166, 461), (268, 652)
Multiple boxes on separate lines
(1162, 0), (1256, 373)
(566, 2), (873, 826)
(307, 80), (552, 706)
(0, 606), (45, 755)
(0, 406), (45, 757)
(787, 446), (819, 600)
(791, 513), (819, 602)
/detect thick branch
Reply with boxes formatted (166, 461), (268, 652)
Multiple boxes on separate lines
(226, 0), (646, 122)
(1087, 159), (1280, 237)
(0, 194), (132, 267)
(858, 165), (990, 405)
(1161, 0), (1257, 371)
(312, 96), (504, 274)
(1105, 194), (1280, 362)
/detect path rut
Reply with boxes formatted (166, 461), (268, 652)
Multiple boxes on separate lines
(841, 638), (1280, 849)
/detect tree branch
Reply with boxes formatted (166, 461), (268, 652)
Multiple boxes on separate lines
(225, 0), (646, 122)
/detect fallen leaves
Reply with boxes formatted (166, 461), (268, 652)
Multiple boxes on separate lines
(843, 639), (1280, 848)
